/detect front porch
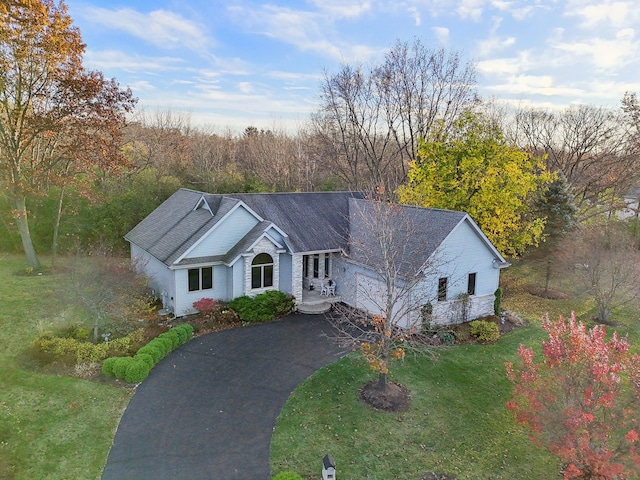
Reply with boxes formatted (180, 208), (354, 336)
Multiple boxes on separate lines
(296, 288), (341, 314)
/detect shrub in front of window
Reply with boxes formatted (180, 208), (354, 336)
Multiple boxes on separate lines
(193, 297), (217, 316)
(469, 319), (500, 343)
(228, 291), (294, 322)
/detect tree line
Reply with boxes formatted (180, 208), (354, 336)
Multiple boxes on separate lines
(1, 1), (640, 271)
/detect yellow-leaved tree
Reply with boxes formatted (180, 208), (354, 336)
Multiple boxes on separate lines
(398, 111), (553, 256)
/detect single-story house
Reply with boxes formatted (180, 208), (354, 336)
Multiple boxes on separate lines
(125, 188), (509, 327)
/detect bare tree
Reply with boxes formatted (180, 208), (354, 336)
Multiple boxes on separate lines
(565, 222), (640, 324)
(509, 104), (638, 219)
(313, 39), (478, 195)
(329, 197), (459, 409)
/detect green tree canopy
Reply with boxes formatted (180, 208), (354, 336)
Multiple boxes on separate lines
(398, 111), (553, 256)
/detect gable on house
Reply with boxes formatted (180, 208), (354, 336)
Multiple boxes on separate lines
(126, 188), (507, 324)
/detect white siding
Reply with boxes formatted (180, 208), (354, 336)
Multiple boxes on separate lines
(186, 207), (259, 259)
(173, 264), (229, 316)
(333, 218), (501, 327)
(131, 244), (176, 311)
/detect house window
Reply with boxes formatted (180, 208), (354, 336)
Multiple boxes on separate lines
(437, 277), (448, 301)
(467, 273), (477, 296)
(188, 267), (213, 292)
(313, 254), (319, 278)
(324, 254), (331, 278)
(252, 253), (274, 289)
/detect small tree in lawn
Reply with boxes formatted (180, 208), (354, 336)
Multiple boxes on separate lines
(330, 195), (443, 410)
(505, 312), (640, 479)
(565, 221), (640, 324)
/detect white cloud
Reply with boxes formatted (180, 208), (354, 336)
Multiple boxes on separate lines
(408, 6), (422, 26)
(308, 0), (372, 19)
(552, 32), (638, 70)
(564, 0), (632, 29)
(83, 49), (184, 72)
(432, 26), (449, 43)
(227, 4), (377, 62)
(79, 6), (211, 53)
(456, 0), (484, 21)
(485, 74), (585, 97)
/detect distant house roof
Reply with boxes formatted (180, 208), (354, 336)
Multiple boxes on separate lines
(125, 188), (505, 274)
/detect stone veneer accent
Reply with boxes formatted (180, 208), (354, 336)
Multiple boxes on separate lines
(244, 237), (280, 296)
(292, 254), (303, 301)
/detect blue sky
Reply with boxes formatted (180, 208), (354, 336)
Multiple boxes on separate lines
(65, 0), (640, 132)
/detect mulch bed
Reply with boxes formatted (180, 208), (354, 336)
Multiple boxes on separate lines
(358, 379), (411, 413)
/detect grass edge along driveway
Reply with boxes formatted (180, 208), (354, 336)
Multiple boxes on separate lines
(0, 255), (132, 480)
(271, 326), (562, 480)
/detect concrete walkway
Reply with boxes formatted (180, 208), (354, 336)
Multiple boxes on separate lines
(102, 314), (343, 480)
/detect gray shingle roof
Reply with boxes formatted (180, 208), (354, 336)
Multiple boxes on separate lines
(348, 198), (467, 278)
(125, 188), (493, 275)
(218, 191), (366, 253)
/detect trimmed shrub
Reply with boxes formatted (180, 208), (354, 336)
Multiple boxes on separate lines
(112, 357), (132, 379)
(469, 320), (500, 343)
(135, 352), (154, 369)
(494, 287), (502, 316)
(101, 356), (119, 377)
(137, 344), (162, 363)
(228, 295), (254, 320)
(436, 331), (456, 345)
(175, 323), (193, 339)
(124, 358), (150, 383)
(173, 325), (189, 344)
(229, 291), (294, 323)
(160, 330), (180, 349)
(193, 298), (217, 316)
(272, 472), (303, 480)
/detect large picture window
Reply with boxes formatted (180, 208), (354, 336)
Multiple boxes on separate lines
(188, 267), (213, 292)
(251, 253), (274, 289)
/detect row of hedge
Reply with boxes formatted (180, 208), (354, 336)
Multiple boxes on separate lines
(102, 324), (194, 384)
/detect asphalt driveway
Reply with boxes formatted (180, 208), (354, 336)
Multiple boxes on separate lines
(102, 313), (344, 480)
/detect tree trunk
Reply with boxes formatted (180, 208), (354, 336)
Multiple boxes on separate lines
(378, 372), (387, 390)
(544, 259), (552, 294)
(11, 196), (41, 270)
(51, 187), (65, 270)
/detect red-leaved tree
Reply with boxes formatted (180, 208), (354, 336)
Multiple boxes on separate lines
(505, 312), (640, 479)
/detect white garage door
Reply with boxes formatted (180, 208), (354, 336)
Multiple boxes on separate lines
(355, 273), (386, 317)
(355, 273), (411, 328)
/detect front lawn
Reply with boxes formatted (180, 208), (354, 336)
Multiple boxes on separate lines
(271, 326), (561, 479)
(0, 255), (131, 479)
(271, 260), (640, 479)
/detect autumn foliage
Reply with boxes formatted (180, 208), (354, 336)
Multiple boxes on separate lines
(359, 314), (406, 377)
(505, 312), (640, 479)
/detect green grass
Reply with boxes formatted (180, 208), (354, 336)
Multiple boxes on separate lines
(271, 260), (640, 479)
(271, 327), (561, 479)
(0, 255), (131, 479)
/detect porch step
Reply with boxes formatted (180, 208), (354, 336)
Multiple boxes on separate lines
(297, 302), (332, 314)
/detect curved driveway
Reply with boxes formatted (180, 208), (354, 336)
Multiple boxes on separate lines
(102, 313), (343, 480)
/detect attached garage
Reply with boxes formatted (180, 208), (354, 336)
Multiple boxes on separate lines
(355, 273), (412, 328)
